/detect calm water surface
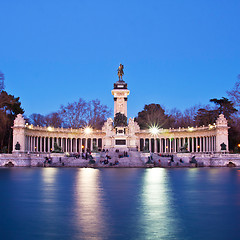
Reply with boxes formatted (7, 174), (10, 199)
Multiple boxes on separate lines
(0, 167), (240, 240)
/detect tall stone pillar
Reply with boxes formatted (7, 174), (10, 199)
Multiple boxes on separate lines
(12, 114), (26, 153)
(111, 80), (130, 117)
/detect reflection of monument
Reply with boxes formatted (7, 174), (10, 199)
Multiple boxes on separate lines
(12, 65), (229, 154)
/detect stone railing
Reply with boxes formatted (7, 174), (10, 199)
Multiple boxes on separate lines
(25, 124), (103, 134)
(139, 124), (217, 134)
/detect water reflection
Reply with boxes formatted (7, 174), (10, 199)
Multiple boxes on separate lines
(42, 168), (58, 185)
(41, 168), (58, 203)
(140, 168), (180, 239)
(74, 169), (107, 239)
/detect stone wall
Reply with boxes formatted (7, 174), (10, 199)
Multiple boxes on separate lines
(0, 154), (31, 167)
(176, 153), (240, 167)
(1, 153), (240, 168)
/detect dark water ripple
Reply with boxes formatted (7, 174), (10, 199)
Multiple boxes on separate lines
(0, 168), (240, 240)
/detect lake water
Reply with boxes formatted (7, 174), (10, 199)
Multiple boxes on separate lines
(0, 167), (240, 240)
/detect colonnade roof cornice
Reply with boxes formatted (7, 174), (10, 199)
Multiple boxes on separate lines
(138, 125), (217, 133)
(23, 123), (223, 136)
(25, 131), (106, 138)
(24, 125), (103, 133)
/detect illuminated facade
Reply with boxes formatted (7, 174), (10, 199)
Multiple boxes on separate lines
(12, 76), (229, 154)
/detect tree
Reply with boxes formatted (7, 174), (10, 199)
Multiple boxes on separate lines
(210, 97), (237, 120)
(168, 108), (184, 128)
(194, 108), (218, 126)
(45, 112), (63, 128)
(0, 71), (4, 92)
(0, 91), (24, 152)
(114, 112), (127, 127)
(29, 113), (46, 126)
(182, 105), (202, 127)
(227, 74), (240, 112)
(60, 98), (88, 128)
(228, 116), (240, 152)
(60, 98), (111, 129)
(208, 97), (238, 151)
(135, 104), (170, 129)
(86, 99), (112, 129)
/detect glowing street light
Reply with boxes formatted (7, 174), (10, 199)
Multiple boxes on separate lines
(47, 126), (53, 131)
(84, 127), (92, 134)
(149, 126), (159, 135)
(188, 127), (194, 131)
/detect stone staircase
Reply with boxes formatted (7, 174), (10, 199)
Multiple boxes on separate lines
(96, 149), (144, 167)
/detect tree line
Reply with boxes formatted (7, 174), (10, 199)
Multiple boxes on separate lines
(28, 98), (112, 130)
(135, 79), (240, 151)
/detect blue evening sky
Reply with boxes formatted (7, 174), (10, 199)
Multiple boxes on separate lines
(0, 0), (240, 118)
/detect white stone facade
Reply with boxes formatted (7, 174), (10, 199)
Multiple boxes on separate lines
(12, 79), (229, 154)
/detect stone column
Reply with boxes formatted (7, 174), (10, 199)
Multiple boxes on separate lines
(154, 139), (157, 153)
(214, 136), (216, 152)
(35, 137), (37, 152)
(207, 137), (210, 152)
(60, 138), (63, 151)
(79, 138), (82, 153)
(159, 138), (161, 153)
(33, 136), (35, 152)
(28, 136), (31, 152)
(69, 138), (72, 153)
(32, 136), (34, 152)
(43, 137), (45, 152)
(210, 136), (213, 152)
(31, 137), (33, 152)
(203, 137), (205, 152)
(36, 137), (38, 152)
(199, 137), (202, 152)
(196, 137), (199, 152)
(209, 136), (211, 152)
(39, 137), (42, 152)
(47, 137), (50, 153)
(84, 138), (87, 152)
(192, 137), (194, 152)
